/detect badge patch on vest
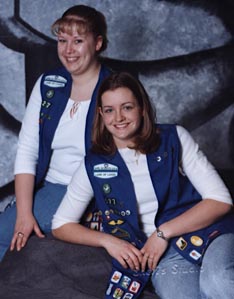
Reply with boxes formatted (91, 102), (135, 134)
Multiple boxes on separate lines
(103, 183), (111, 194)
(106, 270), (142, 299)
(176, 237), (187, 250)
(190, 235), (203, 246)
(46, 89), (54, 99)
(94, 163), (118, 178)
(44, 75), (67, 88)
(189, 250), (202, 261)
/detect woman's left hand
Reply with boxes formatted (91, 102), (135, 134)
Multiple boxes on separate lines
(140, 231), (169, 272)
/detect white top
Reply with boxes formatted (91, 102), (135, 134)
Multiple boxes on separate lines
(52, 126), (233, 237)
(14, 76), (91, 185)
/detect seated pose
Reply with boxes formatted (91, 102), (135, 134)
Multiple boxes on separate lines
(52, 72), (234, 299)
(0, 4), (110, 261)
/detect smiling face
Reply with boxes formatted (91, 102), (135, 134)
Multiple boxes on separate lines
(100, 87), (143, 148)
(57, 29), (102, 77)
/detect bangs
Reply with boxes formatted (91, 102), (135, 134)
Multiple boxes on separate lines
(51, 17), (89, 36)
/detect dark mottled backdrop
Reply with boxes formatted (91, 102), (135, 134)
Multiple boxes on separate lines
(0, 0), (234, 210)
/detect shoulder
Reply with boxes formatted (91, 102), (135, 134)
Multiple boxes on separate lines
(175, 125), (196, 147)
(157, 123), (178, 139)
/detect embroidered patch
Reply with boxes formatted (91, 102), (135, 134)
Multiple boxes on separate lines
(208, 230), (220, 239)
(45, 75), (67, 82)
(111, 271), (122, 283)
(190, 235), (203, 246)
(113, 288), (124, 299)
(129, 281), (141, 293)
(44, 75), (67, 88)
(105, 198), (117, 205)
(123, 293), (134, 299)
(176, 237), (187, 250)
(41, 100), (52, 108)
(108, 219), (124, 226)
(44, 81), (66, 88)
(189, 250), (202, 261)
(111, 227), (130, 239)
(120, 276), (131, 289)
(106, 283), (114, 295)
(94, 163), (118, 178)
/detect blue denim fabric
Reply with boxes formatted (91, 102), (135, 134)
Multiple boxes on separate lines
(151, 233), (234, 299)
(0, 181), (67, 261)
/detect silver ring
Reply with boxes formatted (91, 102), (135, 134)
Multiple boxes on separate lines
(124, 256), (130, 261)
(17, 232), (24, 238)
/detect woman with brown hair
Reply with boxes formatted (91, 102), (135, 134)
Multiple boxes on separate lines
(53, 72), (234, 299)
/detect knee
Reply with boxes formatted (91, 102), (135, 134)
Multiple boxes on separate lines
(200, 261), (234, 298)
(200, 234), (234, 295)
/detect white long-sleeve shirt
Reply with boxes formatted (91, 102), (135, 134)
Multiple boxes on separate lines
(52, 126), (233, 237)
(14, 76), (91, 185)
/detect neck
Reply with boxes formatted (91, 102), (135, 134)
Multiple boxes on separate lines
(70, 63), (101, 101)
(71, 62), (101, 86)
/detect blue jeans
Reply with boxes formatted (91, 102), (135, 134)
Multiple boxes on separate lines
(151, 233), (234, 299)
(0, 181), (67, 261)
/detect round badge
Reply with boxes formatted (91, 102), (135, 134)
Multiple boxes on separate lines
(46, 89), (54, 99)
(190, 236), (203, 246)
(103, 184), (111, 194)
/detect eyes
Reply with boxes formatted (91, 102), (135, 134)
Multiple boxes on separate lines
(102, 104), (135, 114)
(57, 37), (83, 44)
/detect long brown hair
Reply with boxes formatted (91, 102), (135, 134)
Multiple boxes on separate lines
(51, 5), (108, 53)
(92, 72), (160, 155)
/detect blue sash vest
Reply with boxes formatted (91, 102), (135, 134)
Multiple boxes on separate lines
(36, 64), (111, 185)
(85, 124), (234, 298)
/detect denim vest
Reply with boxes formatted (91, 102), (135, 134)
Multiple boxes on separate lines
(85, 124), (234, 298)
(36, 65), (111, 185)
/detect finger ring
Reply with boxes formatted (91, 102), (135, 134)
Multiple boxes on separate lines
(148, 257), (154, 260)
(17, 232), (24, 237)
(124, 256), (129, 261)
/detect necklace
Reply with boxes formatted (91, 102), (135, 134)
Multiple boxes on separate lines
(134, 151), (140, 165)
(70, 101), (80, 118)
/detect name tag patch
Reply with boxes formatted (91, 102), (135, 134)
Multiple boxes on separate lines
(94, 163), (118, 178)
(43, 75), (67, 88)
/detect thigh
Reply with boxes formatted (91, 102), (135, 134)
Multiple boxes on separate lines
(200, 233), (234, 299)
(151, 246), (201, 299)
(33, 181), (67, 233)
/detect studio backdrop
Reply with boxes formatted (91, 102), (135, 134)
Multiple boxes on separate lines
(0, 0), (234, 210)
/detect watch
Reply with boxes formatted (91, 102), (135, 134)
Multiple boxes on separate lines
(156, 228), (169, 241)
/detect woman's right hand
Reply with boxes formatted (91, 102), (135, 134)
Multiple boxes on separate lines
(103, 236), (143, 271)
(10, 213), (45, 252)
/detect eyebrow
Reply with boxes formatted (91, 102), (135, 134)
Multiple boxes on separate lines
(102, 101), (135, 107)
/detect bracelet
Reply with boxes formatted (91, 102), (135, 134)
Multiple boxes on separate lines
(156, 228), (169, 242)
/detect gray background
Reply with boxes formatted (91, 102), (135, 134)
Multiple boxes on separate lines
(1, 0), (234, 210)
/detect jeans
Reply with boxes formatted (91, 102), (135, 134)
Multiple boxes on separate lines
(0, 181), (67, 261)
(151, 233), (234, 299)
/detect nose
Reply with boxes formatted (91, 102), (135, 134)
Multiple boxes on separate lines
(115, 109), (125, 122)
(65, 41), (74, 54)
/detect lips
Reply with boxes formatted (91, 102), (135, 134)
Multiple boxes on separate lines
(65, 57), (79, 63)
(114, 123), (129, 129)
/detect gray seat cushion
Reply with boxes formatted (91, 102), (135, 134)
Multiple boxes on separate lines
(0, 234), (157, 299)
